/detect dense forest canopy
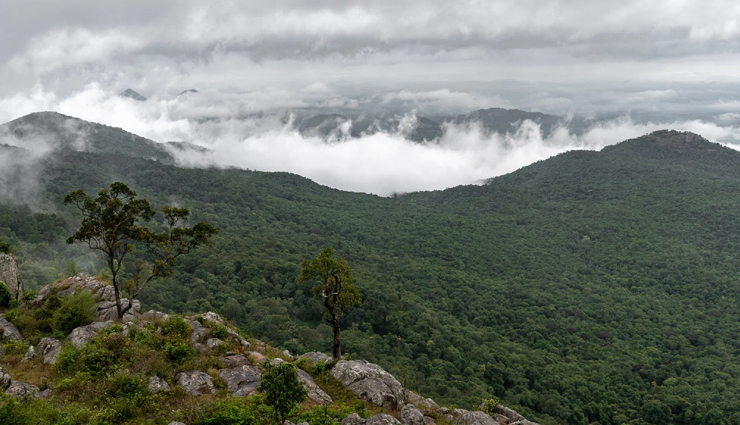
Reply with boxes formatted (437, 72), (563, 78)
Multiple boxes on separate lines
(3, 113), (740, 424)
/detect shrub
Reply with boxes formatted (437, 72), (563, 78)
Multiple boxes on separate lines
(198, 398), (255, 425)
(257, 361), (307, 424)
(57, 343), (115, 377)
(479, 399), (499, 415)
(51, 291), (95, 336)
(162, 315), (190, 339)
(108, 373), (150, 402)
(0, 281), (12, 308)
(164, 342), (193, 364)
(1, 340), (29, 356)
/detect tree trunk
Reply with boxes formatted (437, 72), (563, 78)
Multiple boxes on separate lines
(331, 312), (342, 359)
(110, 259), (123, 320)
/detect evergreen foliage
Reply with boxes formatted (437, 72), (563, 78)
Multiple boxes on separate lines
(258, 361), (308, 424)
(0, 281), (11, 308)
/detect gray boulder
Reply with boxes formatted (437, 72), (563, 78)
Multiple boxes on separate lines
(38, 337), (62, 364)
(95, 299), (140, 321)
(21, 345), (35, 362)
(0, 317), (22, 341)
(452, 409), (468, 417)
(366, 414), (402, 425)
(248, 351), (267, 363)
(68, 321), (112, 349)
(0, 366), (11, 390)
(168, 422), (186, 425)
(0, 254), (22, 300)
(206, 338), (224, 350)
(219, 365), (261, 396)
(453, 412), (498, 425)
(219, 353), (250, 368)
(400, 405), (425, 425)
(493, 406), (525, 423)
(38, 388), (52, 399)
(331, 360), (404, 409)
(342, 413), (366, 425)
(297, 368), (333, 404)
(5, 381), (41, 399)
(442, 415), (454, 422)
(406, 390), (439, 413)
(423, 416), (435, 425)
(297, 352), (331, 364)
(176, 370), (216, 395)
(141, 310), (170, 322)
(148, 376), (171, 394)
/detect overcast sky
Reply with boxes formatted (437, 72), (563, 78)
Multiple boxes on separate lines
(1, 1), (740, 194)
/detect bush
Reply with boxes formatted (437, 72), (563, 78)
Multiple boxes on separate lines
(257, 362), (307, 424)
(162, 315), (190, 339)
(198, 398), (255, 425)
(52, 291), (95, 336)
(1, 340), (29, 356)
(164, 342), (193, 364)
(0, 281), (12, 308)
(108, 373), (149, 401)
(57, 343), (115, 377)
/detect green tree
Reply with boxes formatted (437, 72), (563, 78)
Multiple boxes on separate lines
(297, 247), (361, 359)
(64, 182), (219, 320)
(257, 361), (307, 425)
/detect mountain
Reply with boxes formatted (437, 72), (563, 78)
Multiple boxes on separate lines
(0, 111), (173, 162)
(2, 112), (740, 423)
(119, 88), (147, 101)
(445, 108), (563, 136)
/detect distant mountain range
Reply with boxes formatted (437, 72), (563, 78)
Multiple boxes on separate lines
(294, 108), (566, 141)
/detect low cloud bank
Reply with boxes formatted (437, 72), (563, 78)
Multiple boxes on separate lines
(2, 84), (740, 197)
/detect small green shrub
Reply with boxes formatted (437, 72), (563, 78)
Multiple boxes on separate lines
(211, 324), (229, 339)
(20, 291), (37, 303)
(198, 398), (255, 425)
(162, 315), (190, 339)
(0, 281), (12, 308)
(258, 361), (308, 424)
(51, 291), (95, 336)
(300, 405), (358, 425)
(108, 373), (150, 401)
(57, 343), (115, 377)
(1, 340), (29, 356)
(0, 240), (10, 254)
(479, 399), (499, 415)
(164, 342), (193, 364)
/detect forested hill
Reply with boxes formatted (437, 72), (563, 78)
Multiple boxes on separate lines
(2, 113), (740, 424)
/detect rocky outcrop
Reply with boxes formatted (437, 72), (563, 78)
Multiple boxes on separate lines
(148, 376), (171, 394)
(176, 370), (216, 395)
(493, 406), (525, 423)
(248, 351), (267, 363)
(297, 351), (331, 364)
(68, 321), (113, 349)
(38, 276), (141, 321)
(400, 405), (426, 425)
(21, 345), (35, 362)
(453, 412), (498, 425)
(0, 366), (11, 390)
(297, 369), (333, 404)
(366, 414), (403, 425)
(206, 338), (224, 350)
(219, 353), (250, 368)
(5, 381), (41, 399)
(0, 317), (22, 341)
(331, 360), (404, 409)
(219, 365), (261, 396)
(38, 337), (62, 364)
(0, 254), (22, 300)
(406, 390), (440, 413)
(95, 300), (140, 321)
(342, 413), (366, 425)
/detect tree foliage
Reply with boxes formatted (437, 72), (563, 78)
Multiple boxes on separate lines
(64, 182), (218, 319)
(298, 248), (361, 358)
(257, 361), (308, 424)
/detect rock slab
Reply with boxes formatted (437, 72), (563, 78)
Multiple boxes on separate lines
(38, 337), (62, 364)
(219, 365), (261, 396)
(0, 317), (22, 341)
(148, 376), (171, 394)
(331, 360), (404, 409)
(176, 370), (216, 395)
(453, 412), (498, 425)
(0, 254), (22, 300)
(400, 405), (426, 425)
(298, 368), (333, 404)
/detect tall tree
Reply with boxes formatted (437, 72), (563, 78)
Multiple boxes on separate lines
(64, 182), (218, 319)
(297, 247), (361, 359)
